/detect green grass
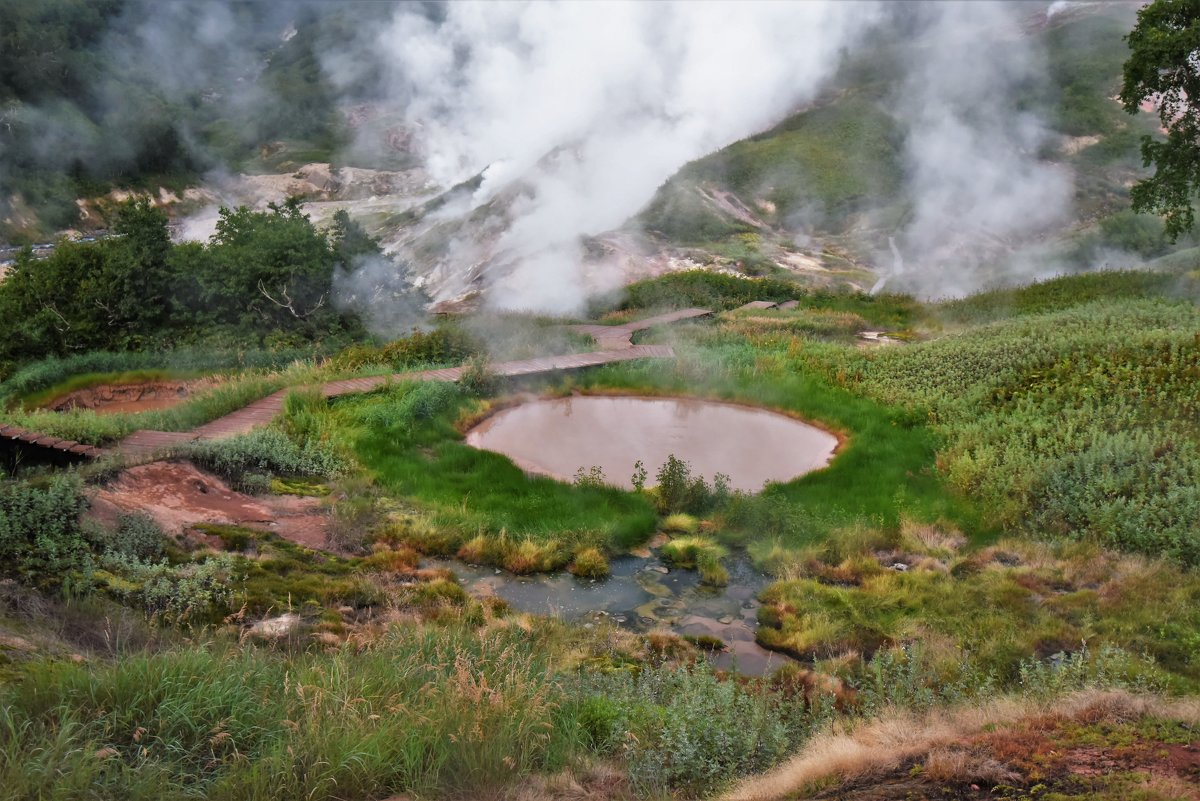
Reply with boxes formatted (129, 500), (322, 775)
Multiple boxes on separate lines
(340, 383), (657, 556)
(0, 625), (582, 801)
(933, 270), (1190, 326)
(756, 532), (1200, 692)
(575, 340), (986, 555)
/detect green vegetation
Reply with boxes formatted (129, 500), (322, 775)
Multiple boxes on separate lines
(801, 280), (1200, 563)
(0, 626), (580, 800)
(0, 476), (90, 587)
(0, 200), (381, 379)
(1120, 0), (1200, 239)
(2, 267), (1199, 798)
(343, 381), (657, 562)
(638, 97), (903, 240)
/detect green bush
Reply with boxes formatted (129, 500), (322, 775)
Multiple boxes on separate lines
(185, 427), (347, 491)
(106, 513), (167, 562)
(581, 663), (810, 796)
(0, 476), (90, 586)
(98, 553), (240, 626)
(329, 326), (476, 372)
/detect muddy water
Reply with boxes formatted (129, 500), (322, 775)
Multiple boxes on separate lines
(465, 396), (838, 492)
(432, 553), (793, 676)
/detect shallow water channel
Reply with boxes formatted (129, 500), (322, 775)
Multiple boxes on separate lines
(465, 395), (838, 492)
(430, 552), (793, 676)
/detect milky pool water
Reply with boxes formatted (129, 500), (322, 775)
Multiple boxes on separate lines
(465, 395), (838, 491)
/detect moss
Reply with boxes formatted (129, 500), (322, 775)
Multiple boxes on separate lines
(269, 477), (330, 497)
(193, 523), (258, 552)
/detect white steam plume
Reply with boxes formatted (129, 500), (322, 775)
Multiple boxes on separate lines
(372, 1), (883, 314)
(886, 1), (1074, 297)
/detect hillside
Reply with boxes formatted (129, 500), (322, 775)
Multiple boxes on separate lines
(1, 3), (1199, 800)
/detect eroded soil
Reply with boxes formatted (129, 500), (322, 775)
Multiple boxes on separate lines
(46, 379), (218, 415)
(810, 713), (1199, 801)
(87, 460), (329, 550)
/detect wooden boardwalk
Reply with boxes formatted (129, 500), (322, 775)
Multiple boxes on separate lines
(118, 343), (679, 458)
(12, 307), (720, 462)
(567, 307), (712, 350)
(0, 423), (108, 459)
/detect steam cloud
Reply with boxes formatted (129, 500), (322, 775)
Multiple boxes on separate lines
(884, 1), (1075, 297)
(4, 1), (1096, 309)
(369, 1), (882, 313)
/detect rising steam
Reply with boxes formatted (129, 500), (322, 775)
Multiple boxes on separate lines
(368, 1), (882, 313)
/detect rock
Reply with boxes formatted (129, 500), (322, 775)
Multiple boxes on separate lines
(891, 562), (909, 572)
(247, 613), (301, 639)
(717, 615), (734, 625)
(0, 634), (36, 652)
(649, 565), (669, 574)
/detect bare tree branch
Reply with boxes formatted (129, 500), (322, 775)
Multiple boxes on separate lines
(257, 280), (325, 319)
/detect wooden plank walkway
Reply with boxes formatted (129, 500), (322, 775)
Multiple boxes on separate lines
(116, 343), (680, 457)
(0, 423), (108, 459)
(16, 306), (723, 461)
(568, 307), (712, 350)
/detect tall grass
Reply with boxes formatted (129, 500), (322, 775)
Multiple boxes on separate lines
(800, 293), (1200, 563)
(0, 625), (581, 800)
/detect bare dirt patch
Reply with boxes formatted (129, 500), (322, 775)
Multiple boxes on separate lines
(46, 379), (219, 415)
(87, 460), (329, 549)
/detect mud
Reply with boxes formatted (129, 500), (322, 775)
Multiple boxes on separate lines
(465, 395), (838, 492)
(434, 552), (792, 676)
(46, 379), (217, 415)
(87, 460), (328, 549)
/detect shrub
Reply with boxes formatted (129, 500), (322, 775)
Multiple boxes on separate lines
(185, 427), (347, 491)
(0, 476), (91, 586)
(98, 552), (240, 626)
(107, 513), (167, 561)
(328, 326), (476, 372)
(573, 465), (608, 489)
(457, 355), (498, 396)
(580, 662), (809, 796)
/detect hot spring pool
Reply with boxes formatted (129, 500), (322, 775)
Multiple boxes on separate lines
(465, 395), (838, 492)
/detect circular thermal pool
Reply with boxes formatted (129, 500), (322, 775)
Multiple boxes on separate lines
(464, 396), (838, 492)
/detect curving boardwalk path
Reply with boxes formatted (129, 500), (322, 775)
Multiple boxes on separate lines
(115, 308), (715, 460)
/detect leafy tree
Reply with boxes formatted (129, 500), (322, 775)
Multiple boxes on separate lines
(1120, 0), (1200, 239)
(205, 198), (339, 330)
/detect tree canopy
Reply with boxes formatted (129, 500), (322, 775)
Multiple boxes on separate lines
(1120, 0), (1200, 240)
(0, 199), (383, 376)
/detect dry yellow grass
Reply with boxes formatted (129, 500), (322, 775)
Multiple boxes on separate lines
(720, 690), (1200, 801)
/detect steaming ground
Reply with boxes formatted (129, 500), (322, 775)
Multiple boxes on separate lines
(9, 1), (1170, 312)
